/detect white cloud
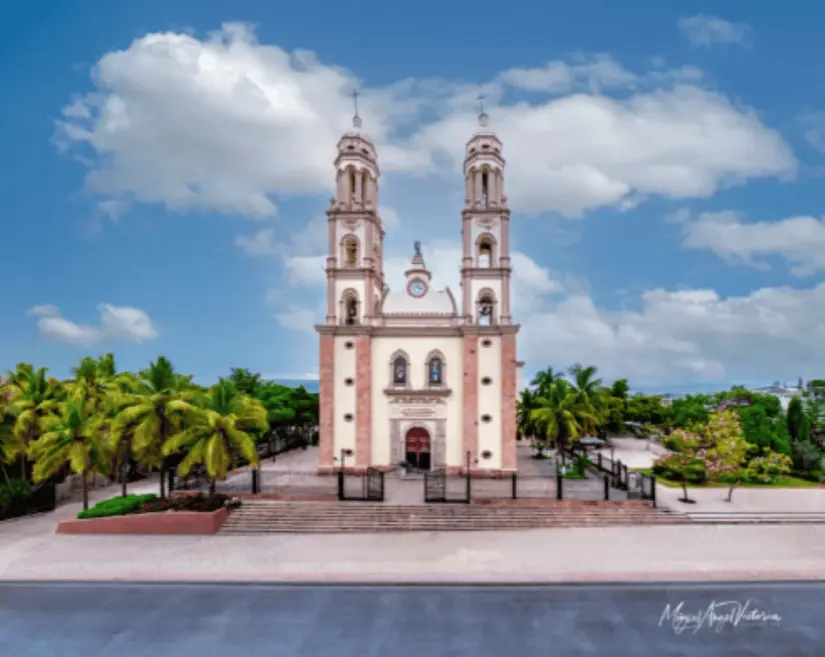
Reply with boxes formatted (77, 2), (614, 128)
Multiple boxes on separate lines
(798, 110), (825, 153)
(519, 283), (825, 385)
(679, 14), (752, 48)
(682, 210), (825, 276)
(57, 24), (795, 221)
(235, 227), (277, 255)
(273, 305), (319, 332)
(263, 372), (319, 381)
(26, 303), (158, 345)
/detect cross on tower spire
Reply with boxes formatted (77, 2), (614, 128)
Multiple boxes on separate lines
(476, 89), (489, 128)
(350, 88), (362, 130)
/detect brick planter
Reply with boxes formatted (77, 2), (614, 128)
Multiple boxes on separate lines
(56, 507), (230, 535)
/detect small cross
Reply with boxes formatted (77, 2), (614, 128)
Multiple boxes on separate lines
(476, 90), (486, 116)
(351, 88), (361, 119)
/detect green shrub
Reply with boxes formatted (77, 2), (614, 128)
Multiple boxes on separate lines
(664, 436), (684, 452)
(78, 493), (158, 519)
(653, 457), (706, 484)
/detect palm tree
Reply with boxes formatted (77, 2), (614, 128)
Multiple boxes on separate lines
(516, 388), (539, 441)
(162, 380), (267, 497)
(113, 356), (194, 498)
(5, 368), (61, 479)
(530, 367), (556, 398)
(531, 378), (597, 454)
(28, 400), (110, 510)
(568, 364), (605, 435)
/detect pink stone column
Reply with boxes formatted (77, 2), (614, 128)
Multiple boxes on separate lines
(355, 335), (372, 469)
(318, 335), (336, 472)
(336, 171), (345, 204)
(501, 271), (511, 323)
(474, 171), (483, 206)
(500, 334), (518, 471)
(465, 170), (473, 204)
(462, 335), (479, 472)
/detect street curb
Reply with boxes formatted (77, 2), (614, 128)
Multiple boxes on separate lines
(3, 571), (825, 585)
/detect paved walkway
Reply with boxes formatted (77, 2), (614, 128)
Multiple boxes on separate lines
(3, 581), (818, 656)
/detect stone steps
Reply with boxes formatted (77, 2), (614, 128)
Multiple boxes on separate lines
(219, 501), (691, 534)
(687, 512), (825, 525)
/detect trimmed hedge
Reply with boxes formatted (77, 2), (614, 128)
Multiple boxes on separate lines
(78, 493), (158, 519)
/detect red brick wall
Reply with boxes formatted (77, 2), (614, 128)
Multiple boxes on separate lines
(500, 334), (518, 471)
(462, 336), (479, 472)
(355, 335), (372, 467)
(318, 335), (335, 470)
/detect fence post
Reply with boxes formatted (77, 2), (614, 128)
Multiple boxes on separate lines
(251, 468), (259, 495)
(615, 459), (623, 489)
(511, 472), (517, 500)
(603, 475), (609, 501)
(556, 460), (563, 500)
(337, 471), (345, 501)
(651, 476), (657, 508)
(167, 469), (175, 495)
(597, 453), (602, 472)
(465, 450), (472, 504)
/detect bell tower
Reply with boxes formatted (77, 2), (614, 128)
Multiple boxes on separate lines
(324, 92), (386, 327)
(460, 100), (512, 326)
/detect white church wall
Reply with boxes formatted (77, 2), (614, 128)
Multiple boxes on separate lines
(333, 336), (357, 459)
(370, 336), (464, 466)
(477, 336), (503, 469)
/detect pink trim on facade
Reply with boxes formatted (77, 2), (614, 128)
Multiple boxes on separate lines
(462, 335), (479, 472)
(355, 335), (372, 467)
(318, 335), (335, 470)
(500, 334), (518, 471)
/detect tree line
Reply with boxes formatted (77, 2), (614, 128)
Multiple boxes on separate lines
(0, 355), (319, 513)
(517, 364), (825, 487)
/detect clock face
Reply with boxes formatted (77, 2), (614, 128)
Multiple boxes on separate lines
(409, 280), (426, 297)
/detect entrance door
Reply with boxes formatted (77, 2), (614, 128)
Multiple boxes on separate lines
(405, 427), (432, 471)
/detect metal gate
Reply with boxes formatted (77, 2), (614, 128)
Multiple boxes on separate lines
(338, 467), (385, 502)
(424, 468), (470, 503)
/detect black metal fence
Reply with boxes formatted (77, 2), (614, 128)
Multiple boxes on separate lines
(592, 452), (657, 507)
(172, 466), (385, 502)
(424, 469), (470, 503)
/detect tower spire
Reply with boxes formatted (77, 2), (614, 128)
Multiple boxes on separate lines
(351, 88), (362, 130)
(476, 90), (488, 128)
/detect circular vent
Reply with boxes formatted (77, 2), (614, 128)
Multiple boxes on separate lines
(481, 450), (492, 459)
(481, 414), (492, 423)
(481, 339), (492, 347)
(345, 341), (354, 349)
(481, 377), (492, 385)
(344, 378), (354, 386)
(344, 413), (354, 422)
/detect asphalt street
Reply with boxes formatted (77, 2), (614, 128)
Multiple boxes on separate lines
(0, 581), (821, 656)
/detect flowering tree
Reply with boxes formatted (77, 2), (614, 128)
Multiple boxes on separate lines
(652, 429), (705, 503)
(744, 453), (792, 484)
(702, 410), (753, 502)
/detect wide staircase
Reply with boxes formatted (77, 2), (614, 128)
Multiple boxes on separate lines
(219, 501), (692, 534)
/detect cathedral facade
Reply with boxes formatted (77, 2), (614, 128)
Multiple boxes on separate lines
(315, 111), (523, 475)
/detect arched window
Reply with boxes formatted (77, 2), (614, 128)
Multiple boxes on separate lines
(477, 291), (495, 326)
(428, 358), (443, 385)
(392, 356), (408, 385)
(477, 235), (494, 267)
(342, 235), (359, 267)
(341, 291), (360, 326)
(348, 168), (357, 206)
(481, 168), (489, 209)
(362, 170), (370, 204)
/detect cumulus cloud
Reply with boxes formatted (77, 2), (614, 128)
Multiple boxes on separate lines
(273, 305), (319, 332)
(235, 228), (278, 255)
(682, 210), (825, 276)
(679, 14), (753, 48)
(26, 303), (158, 345)
(57, 23), (795, 220)
(519, 284), (825, 385)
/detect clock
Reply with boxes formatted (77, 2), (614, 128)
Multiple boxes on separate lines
(409, 279), (426, 297)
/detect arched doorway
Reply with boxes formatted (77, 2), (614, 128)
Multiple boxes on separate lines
(405, 427), (432, 471)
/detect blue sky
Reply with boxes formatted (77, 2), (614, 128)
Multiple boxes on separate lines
(4, 0), (825, 393)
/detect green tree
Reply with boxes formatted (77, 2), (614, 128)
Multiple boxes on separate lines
(4, 368), (61, 479)
(28, 400), (110, 510)
(162, 380), (268, 497)
(530, 378), (597, 453)
(516, 388), (539, 442)
(787, 396), (805, 440)
(701, 410), (753, 502)
(113, 357), (194, 498)
(529, 367), (556, 398)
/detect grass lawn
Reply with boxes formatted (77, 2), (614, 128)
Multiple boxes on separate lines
(631, 467), (823, 488)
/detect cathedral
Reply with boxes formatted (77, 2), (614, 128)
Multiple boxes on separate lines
(315, 107), (523, 475)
